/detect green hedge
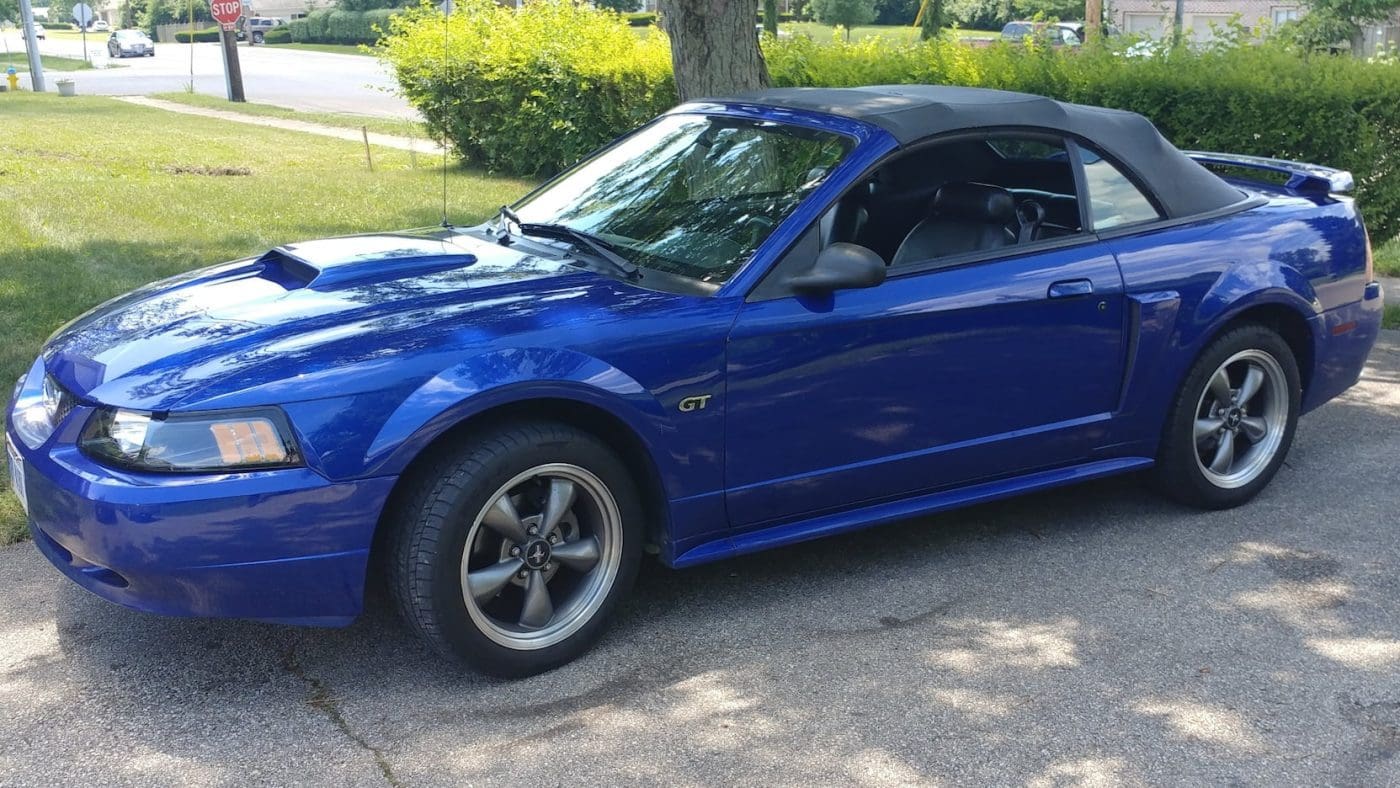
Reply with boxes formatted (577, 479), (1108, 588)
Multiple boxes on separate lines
(40, 22), (71, 29)
(286, 9), (397, 45)
(262, 26), (292, 43)
(625, 11), (656, 26)
(382, 0), (674, 176)
(381, 8), (1400, 240)
(174, 28), (222, 42)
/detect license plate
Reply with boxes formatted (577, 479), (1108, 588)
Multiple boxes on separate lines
(6, 436), (27, 516)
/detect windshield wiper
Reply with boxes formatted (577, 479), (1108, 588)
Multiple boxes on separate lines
(517, 222), (640, 280)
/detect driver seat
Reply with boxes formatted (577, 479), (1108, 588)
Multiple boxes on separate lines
(891, 182), (1016, 267)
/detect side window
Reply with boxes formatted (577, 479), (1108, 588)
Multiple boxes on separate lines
(1079, 147), (1162, 230)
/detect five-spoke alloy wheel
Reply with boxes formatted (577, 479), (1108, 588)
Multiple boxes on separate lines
(1155, 324), (1301, 509)
(461, 463), (623, 650)
(387, 422), (642, 677)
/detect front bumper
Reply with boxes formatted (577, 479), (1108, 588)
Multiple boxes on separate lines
(7, 404), (396, 626)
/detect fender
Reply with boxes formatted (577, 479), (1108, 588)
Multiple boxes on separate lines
(362, 346), (679, 487)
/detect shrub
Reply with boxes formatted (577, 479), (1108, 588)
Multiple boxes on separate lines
(174, 28), (222, 42)
(41, 22), (72, 29)
(380, 0), (675, 175)
(625, 11), (657, 26)
(286, 8), (398, 46)
(262, 26), (292, 43)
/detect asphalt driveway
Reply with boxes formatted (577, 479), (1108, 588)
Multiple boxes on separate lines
(2, 334), (1397, 786)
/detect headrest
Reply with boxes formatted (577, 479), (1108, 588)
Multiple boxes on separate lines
(933, 182), (1016, 224)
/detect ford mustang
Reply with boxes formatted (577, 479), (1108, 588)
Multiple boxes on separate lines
(6, 86), (1384, 676)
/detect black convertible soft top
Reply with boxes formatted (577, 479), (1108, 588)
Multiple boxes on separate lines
(702, 85), (1246, 219)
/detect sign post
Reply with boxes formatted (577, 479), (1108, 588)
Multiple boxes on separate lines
(208, 0), (245, 102)
(72, 3), (94, 63)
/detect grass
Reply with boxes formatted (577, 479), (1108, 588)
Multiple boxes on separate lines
(152, 91), (425, 138)
(631, 22), (996, 42)
(265, 42), (374, 56)
(0, 53), (95, 72)
(0, 92), (533, 545)
(1385, 305), (1400, 330)
(1374, 236), (1400, 277)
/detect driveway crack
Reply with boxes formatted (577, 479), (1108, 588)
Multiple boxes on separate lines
(283, 644), (402, 787)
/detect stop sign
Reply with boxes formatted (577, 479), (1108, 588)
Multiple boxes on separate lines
(208, 0), (242, 28)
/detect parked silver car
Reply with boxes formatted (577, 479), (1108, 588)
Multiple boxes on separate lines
(108, 29), (155, 57)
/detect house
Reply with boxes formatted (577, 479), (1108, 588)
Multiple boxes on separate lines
(1112, 0), (1300, 40)
(1112, 0), (1400, 54)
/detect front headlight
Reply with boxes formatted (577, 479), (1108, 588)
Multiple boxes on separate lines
(79, 407), (302, 473)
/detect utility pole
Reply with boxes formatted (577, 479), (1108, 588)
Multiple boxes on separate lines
(1084, 0), (1102, 39)
(18, 0), (45, 92)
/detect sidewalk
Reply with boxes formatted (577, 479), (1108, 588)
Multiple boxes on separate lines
(115, 95), (443, 155)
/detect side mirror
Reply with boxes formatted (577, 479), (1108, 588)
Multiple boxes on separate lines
(787, 243), (886, 294)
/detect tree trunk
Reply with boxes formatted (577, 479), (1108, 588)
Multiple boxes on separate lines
(763, 0), (778, 35)
(660, 0), (770, 102)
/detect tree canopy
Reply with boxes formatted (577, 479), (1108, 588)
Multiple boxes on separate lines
(812, 0), (877, 32)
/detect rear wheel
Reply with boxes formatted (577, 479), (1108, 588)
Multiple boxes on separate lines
(1153, 325), (1300, 509)
(386, 422), (642, 677)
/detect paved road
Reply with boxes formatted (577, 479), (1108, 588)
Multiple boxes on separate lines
(1, 34), (413, 118)
(2, 334), (1397, 786)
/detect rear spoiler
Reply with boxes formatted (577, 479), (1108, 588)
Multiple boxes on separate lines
(1184, 151), (1354, 194)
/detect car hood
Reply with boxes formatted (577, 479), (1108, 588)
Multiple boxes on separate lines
(42, 228), (635, 411)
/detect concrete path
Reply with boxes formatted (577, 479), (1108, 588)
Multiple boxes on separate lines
(2, 333), (1398, 786)
(115, 96), (443, 155)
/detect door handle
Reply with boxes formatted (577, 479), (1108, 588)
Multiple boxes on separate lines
(1048, 279), (1094, 299)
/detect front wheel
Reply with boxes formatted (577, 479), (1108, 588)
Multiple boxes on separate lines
(386, 422), (643, 677)
(1153, 324), (1301, 509)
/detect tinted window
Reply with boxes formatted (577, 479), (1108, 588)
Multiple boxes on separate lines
(1080, 148), (1161, 229)
(516, 114), (851, 286)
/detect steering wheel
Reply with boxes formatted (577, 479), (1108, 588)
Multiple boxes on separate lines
(739, 215), (775, 246)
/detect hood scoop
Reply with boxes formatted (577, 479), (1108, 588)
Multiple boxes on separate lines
(257, 234), (478, 291)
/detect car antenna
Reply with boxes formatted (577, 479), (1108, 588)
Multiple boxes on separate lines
(439, 0), (451, 228)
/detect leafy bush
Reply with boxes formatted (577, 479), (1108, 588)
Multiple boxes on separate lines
(625, 11), (657, 26)
(174, 28), (222, 42)
(40, 22), (73, 29)
(262, 26), (292, 43)
(381, 6), (1400, 239)
(286, 8), (398, 45)
(380, 0), (674, 175)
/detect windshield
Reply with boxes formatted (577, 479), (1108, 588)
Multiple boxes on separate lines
(116, 30), (148, 39)
(513, 114), (852, 287)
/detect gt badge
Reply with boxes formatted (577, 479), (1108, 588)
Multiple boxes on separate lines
(678, 395), (713, 412)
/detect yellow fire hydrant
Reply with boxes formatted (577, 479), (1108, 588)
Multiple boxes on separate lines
(5, 67), (18, 92)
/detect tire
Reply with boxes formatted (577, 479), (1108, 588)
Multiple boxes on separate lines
(1153, 324), (1301, 509)
(386, 421), (643, 677)
(252, 31), (264, 44)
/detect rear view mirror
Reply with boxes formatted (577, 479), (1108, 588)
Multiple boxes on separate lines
(787, 243), (886, 294)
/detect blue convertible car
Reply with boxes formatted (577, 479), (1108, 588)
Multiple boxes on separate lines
(7, 86), (1384, 675)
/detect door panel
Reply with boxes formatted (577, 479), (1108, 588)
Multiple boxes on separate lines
(724, 243), (1126, 528)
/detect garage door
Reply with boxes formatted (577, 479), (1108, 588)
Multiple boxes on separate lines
(1188, 13), (1234, 39)
(1124, 13), (1167, 37)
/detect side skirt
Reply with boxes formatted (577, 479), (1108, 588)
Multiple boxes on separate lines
(671, 456), (1154, 568)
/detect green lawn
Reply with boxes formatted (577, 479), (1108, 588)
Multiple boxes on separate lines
(0, 92), (532, 545)
(0, 53), (95, 72)
(265, 42), (374, 56)
(780, 22), (997, 42)
(152, 91), (426, 138)
(632, 22), (996, 42)
(1374, 236), (1400, 277)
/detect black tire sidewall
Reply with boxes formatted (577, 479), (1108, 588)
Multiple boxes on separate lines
(1156, 324), (1302, 509)
(403, 423), (643, 677)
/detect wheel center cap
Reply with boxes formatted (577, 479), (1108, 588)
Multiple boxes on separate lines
(522, 539), (552, 570)
(1225, 408), (1243, 429)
